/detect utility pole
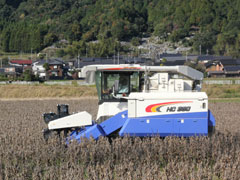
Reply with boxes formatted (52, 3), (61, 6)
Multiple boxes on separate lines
(114, 43), (116, 64)
(78, 52), (80, 68)
(199, 45), (202, 55)
(118, 51), (119, 64)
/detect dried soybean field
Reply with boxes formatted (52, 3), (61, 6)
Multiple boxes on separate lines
(0, 99), (239, 180)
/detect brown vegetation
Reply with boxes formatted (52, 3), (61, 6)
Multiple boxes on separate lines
(0, 99), (239, 179)
(203, 84), (240, 98)
(1, 84), (240, 99)
(0, 85), (97, 99)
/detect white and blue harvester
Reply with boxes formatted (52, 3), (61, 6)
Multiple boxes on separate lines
(43, 64), (215, 142)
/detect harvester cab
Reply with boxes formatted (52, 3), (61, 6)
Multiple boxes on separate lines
(43, 64), (215, 142)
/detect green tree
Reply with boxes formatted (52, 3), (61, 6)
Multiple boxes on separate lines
(23, 69), (34, 81)
(44, 33), (58, 47)
(184, 60), (205, 73)
(131, 37), (141, 46)
(1, 28), (11, 52)
(1, 57), (9, 66)
(43, 63), (50, 81)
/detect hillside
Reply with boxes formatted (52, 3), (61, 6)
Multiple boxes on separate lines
(0, 0), (240, 57)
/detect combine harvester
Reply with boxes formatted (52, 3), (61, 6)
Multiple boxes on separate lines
(43, 64), (215, 142)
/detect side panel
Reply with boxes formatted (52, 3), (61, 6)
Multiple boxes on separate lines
(128, 100), (136, 117)
(68, 110), (128, 143)
(119, 118), (174, 137)
(68, 124), (105, 143)
(119, 112), (208, 137)
(96, 102), (128, 121)
(100, 110), (128, 135)
(173, 118), (208, 136)
(208, 110), (216, 127)
(48, 111), (92, 130)
(136, 99), (207, 118)
(208, 110), (216, 133)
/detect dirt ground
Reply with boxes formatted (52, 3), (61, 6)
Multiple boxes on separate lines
(0, 99), (239, 180)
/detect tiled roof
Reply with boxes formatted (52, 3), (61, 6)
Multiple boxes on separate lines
(164, 60), (186, 66)
(10, 60), (32, 65)
(207, 71), (225, 74)
(159, 53), (182, 58)
(34, 59), (66, 65)
(197, 55), (232, 61)
(0, 68), (4, 73)
(224, 65), (240, 72)
(220, 59), (238, 66)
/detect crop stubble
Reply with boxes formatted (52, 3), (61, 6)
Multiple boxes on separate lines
(0, 99), (239, 180)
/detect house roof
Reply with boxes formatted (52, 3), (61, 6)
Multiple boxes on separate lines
(34, 59), (66, 66)
(0, 68), (4, 74)
(163, 56), (186, 61)
(164, 60), (186, 66)
(207, 71), (225, 74)
(4, 65), (22, 69)
(124, 57), (146, 63)
(73, 59), (126, 68)
(220, 59), (238, 66)
(236, 59), (240, 65)
(159, 53), (182, 58)
(162, 56), (198, 62)
(224, 65), (240, 72)
(159, 54), (234, 62)
(10, 59), (32, 65)
(197, 55), (233, 61)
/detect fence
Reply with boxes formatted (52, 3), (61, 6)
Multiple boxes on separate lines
(204, 79), (240, 85)
(0, 81), (40, 85)
(0, 80), (94, 85)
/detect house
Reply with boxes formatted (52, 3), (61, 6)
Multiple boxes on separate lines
(3, 66), (23, 78)
(155, 54), (193, 66)
(156, 53), (240, 75)
(124, 57), (149, 64)
(224, 65), (240, 77)
(205, 61), (224, 72)
(9, 59), (33, 74)
(32, 59), (68, 79)
(67, 57), (124, 79)
(0, 68), (5, 75)
(32, 60), (46, 78)
(9, 59), (32, 67)
(206, 58), (240, 77)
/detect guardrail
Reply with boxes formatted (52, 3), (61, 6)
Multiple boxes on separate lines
(0, 81), (40, 85)
(44, 80), (93, 86)
(0, 80), (92, 85)
(204, 79), (240, 85)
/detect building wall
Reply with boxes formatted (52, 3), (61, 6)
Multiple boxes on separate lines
(206, 64), (224, 72)
(49, 65), (63, 77)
